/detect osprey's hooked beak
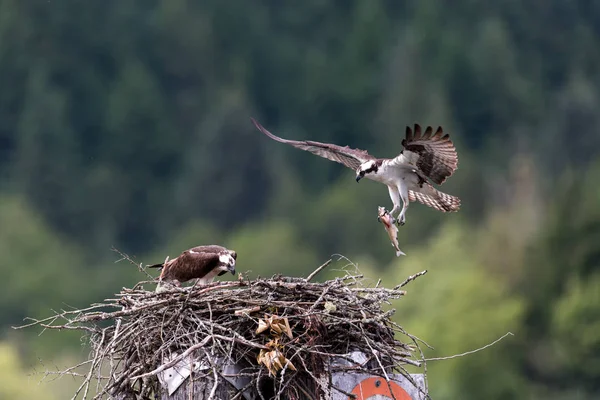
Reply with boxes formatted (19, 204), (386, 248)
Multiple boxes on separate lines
(356, 172), (364, 182)
(228, 264), (236, 275)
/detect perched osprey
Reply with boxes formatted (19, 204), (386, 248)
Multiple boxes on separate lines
(251, 118), (460, 225)
(148, 245), (237, 288)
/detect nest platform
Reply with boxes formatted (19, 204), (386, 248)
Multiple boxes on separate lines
(20, 259), (429, 399)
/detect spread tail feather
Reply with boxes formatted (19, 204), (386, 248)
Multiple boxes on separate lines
(148, 256), (171, 270)
(409, 183), (461, 212)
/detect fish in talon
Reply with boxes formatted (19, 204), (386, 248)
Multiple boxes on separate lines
(378, 207), (405, 257)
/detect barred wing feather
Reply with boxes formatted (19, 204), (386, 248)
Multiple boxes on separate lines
(395, 124), (459, 185)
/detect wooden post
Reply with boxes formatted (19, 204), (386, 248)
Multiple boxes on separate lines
(157, 357), (262, 400)
(155, 352), (425, 399)
(158, 371), (425, 399)
(160, 371), (236, 400)
(159, 373), (425, 400)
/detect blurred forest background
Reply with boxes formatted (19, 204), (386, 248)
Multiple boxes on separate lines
(1, 1), (599, 399)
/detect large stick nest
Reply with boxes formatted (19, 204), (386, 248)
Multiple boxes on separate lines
(20, 258), (429, 399)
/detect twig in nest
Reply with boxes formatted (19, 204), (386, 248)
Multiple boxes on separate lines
(394, 270), (427, 289)
(305, 259), (332, 282)
(112, 247), (154, 280)
(425, 332), (514, 361)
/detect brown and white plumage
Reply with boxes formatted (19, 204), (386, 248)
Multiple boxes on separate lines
(252, 118), (460, 225)
(148, 245), (237, 289)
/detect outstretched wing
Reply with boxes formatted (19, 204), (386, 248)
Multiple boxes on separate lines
(392, 124), (458, 185)
(251, 118), (375, 171)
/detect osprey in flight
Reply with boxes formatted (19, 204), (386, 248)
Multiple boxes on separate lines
(251, 118), (460, 225)
(148, 245), (237, 288)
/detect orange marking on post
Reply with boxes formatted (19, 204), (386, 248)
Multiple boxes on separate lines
(350, 376), (412, 400)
